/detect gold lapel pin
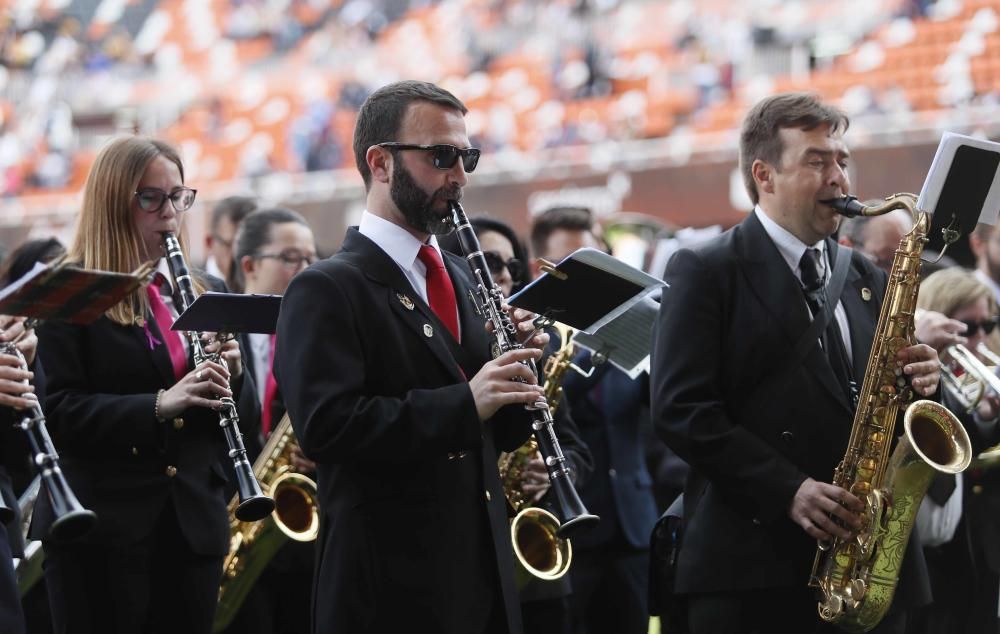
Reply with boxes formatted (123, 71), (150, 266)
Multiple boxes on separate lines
(861, 288), (872, 302)
(423, 324), (434, 338)
(397, 293), (414, 310)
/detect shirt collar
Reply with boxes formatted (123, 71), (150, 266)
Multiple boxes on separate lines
(358, 210), (443, 274)
(754, 205), (827, 278)
(155, 258), (176, 294)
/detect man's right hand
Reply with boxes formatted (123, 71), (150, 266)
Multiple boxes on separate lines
(788, 477), (865, 541)
(469, 348), (545, 422)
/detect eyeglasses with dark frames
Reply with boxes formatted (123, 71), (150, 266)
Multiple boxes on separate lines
(134, 187), (198, 214)
(960, 317), (1000, 337)
(482, 251), (523, 280)
(377, 143), (481, 173)
(257, 250), (317, 269)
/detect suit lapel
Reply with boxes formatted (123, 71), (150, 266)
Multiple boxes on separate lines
(341, 229), (468, 383)
(839, 251), (879, 383)
(736, 214), (851, 411)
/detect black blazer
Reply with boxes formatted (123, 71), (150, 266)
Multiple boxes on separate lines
(651, 213), (929, 604)
(562, 359), (658, 550)
(275, 228), (532, 634)
(32, 275), (259, 556)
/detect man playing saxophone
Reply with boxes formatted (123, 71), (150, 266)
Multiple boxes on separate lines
(651, 92), (941, 634)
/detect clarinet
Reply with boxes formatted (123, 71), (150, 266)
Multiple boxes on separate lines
(162, 233), (275, 522)
(449, 201), (599, 538)
(0, 338), (96, 541)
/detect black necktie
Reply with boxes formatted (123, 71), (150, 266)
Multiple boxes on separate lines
(799, 248), (853, 397)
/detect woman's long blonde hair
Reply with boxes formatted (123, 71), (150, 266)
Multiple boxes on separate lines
(70, 137), (203, 326)
(917, 267), (996, 318)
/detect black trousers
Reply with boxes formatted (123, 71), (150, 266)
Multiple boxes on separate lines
(568, 545), (648, 634)
(0, 521), (25, 634)
(44, 501), (223, 634)
(685, 587), (909, 634)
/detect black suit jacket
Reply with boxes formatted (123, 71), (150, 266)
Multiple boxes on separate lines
(275, 228), (532, 634)
(562, 359), (658, 550)
(32, 275), (259, 556)
(651, 212), (929, 605)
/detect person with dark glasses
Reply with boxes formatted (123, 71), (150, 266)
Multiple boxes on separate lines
(439, 216), (529, 297)
(915, 266), (1000, 634)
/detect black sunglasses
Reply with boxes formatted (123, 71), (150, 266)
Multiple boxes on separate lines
(483, 251), (523, 280)
(961, 317), (999, 336)
(378, 143), (481, 173)
(134, 187), (197, 213)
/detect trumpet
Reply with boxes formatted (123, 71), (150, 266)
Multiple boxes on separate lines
(941, 343), (1000, 412)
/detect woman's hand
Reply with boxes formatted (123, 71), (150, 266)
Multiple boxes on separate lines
(157, 360), (232, 420)
(202, 334), (243, 379)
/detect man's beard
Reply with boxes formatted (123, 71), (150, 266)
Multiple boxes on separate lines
(390, 160), (458, 235)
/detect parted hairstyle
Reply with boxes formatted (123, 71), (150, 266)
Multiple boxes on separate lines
(352, 80), (467, 190)
(917, 267), (996, 319)
(739, 92), (850, 205)
(70, 136), (203, 326)
(231, 207), (310, 292)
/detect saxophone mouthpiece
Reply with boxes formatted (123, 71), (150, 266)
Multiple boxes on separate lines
(821, 196), (868, 218)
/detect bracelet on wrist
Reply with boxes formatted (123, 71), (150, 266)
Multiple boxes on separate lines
(154, 389), (166, 422)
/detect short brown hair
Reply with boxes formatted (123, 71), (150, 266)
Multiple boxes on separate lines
(530, 206), (595, 258)
(352, 80), (467, 190)
(739, 93), (849, 205)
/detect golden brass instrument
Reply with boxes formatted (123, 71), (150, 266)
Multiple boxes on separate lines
(213, 413), (319, 632)
(941, 343), (1000, 412)
(810, 194), (972, 632)
(497, 321), (587, 587)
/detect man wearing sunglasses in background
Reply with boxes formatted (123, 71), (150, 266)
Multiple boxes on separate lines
(275, 80), (549, 634)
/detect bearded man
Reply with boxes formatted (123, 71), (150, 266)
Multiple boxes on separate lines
(275, 80), (549, 634)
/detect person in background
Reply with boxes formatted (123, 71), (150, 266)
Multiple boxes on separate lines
(222, 207), (318, 634)
(205, 196), (257, 290)
(914, 267), (1000, 634)
(530, 206), (659, 634)
(441, 215), (593, 634)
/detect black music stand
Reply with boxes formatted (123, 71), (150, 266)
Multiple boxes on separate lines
(509, 248), (665, 377)
(171, 292), (282, 335)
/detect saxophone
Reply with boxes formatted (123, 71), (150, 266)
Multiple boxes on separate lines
(809, 194), (972, 632)
(213, 413), (320, 632)
(498, 321), (580, 586)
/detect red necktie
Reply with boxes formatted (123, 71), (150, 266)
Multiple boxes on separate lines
(417, 245), (460, 342)
(146, 274), (188, 381)
(262, 334), (279, 438)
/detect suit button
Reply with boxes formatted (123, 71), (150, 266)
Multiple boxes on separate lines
(752, 518), (761, 526)
(781, 431), (795, 445)
(165, 466), (178, 478)
(485, 490), (492, 502)
(131, 447), (139, 456)
(609, 468), (617, 478)
(973, 484), (984, 495)
(172, 417), (184, 430)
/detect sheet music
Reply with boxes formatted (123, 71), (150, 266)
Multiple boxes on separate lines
(918, 131), (1000, 226)
(572, 295), (660, 378)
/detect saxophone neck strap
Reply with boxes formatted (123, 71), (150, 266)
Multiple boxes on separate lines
(793, 244), (853, 363)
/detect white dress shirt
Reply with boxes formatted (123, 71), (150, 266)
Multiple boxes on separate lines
(754, 206), (853, 363)
(358, 211), (460, 336)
